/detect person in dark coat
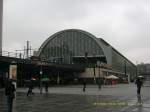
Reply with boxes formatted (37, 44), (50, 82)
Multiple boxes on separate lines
(135, 78), (143, 95)
(97, 79), (102, 90)
(45, 82), (48, 93)
(83, 80), (86, 92)
(5, 80), (16, 112)
(27, 80), (34, 96)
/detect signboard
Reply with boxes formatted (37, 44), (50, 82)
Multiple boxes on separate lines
(9, 65), (17, 80)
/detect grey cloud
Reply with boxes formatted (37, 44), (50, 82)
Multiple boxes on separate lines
(3, 0), (150, 63)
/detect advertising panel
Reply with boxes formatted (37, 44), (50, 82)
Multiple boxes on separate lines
(9, 65), (17, 80)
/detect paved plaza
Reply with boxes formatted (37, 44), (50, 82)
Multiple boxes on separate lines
(0, 84), (150, 112)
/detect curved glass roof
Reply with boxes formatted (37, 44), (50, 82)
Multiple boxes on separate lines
(38, 29), (105, 63)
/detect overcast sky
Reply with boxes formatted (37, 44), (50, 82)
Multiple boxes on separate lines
(2, 0), (150, 64)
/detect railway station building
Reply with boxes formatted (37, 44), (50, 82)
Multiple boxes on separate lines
(36, 29), (137, 83)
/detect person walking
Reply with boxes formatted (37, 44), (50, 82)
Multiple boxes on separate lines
(5, 80), (16, 112)
(83, 80), (86, 92)
(97, 79), (102, 90)
(45, 82), (48, 93)
(135, 77), (143, 95)
(27, 80), (34, 96)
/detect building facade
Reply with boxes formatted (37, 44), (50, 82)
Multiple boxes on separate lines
(0, 0), (3, 54)
(137, 63), (150, 83)
(37, 29), (136, 81)
(137, 63), (150, 75)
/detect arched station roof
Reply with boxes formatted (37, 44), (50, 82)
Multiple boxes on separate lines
(37, 29), (110, 63)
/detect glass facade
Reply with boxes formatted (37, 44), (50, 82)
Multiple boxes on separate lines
(112, 49), (136, 79)
(39, 30), (105, 65)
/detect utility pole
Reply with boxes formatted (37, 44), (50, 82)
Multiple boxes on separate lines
(26, 41), (29, 58)
(93, 65), (96, 84)
(30, 46), (32, 57)
(97, 61), (101, 83)
(98, 64), (100, 79)
(93, 53), (97, 84)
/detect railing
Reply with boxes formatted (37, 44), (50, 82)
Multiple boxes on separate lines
(0, 51), (33, 59)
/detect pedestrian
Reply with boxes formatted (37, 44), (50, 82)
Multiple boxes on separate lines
(27, 80), (34, 96)
(83, 80), (86, 92)
(97, 79), (102, 90)
(5, 79), (16, 112)
(45, 82), (48, 93)
(135, 77), (143, 95)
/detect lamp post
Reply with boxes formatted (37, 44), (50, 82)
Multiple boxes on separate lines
(92, 53), (97, 84)
(93, 65), (96, 84)
(97, 61), (101, 89)
(40, 62), (43, 94)
(97, 61), (101, 78)
(84, 52), (88, 82)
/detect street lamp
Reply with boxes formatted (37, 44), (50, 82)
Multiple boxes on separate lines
(93, 64), (96, 84)
(92, 52), (97, 84)
(97, 61), (101, 89)
(40, 61), (43, 94)
(97, 61), (101, 77)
